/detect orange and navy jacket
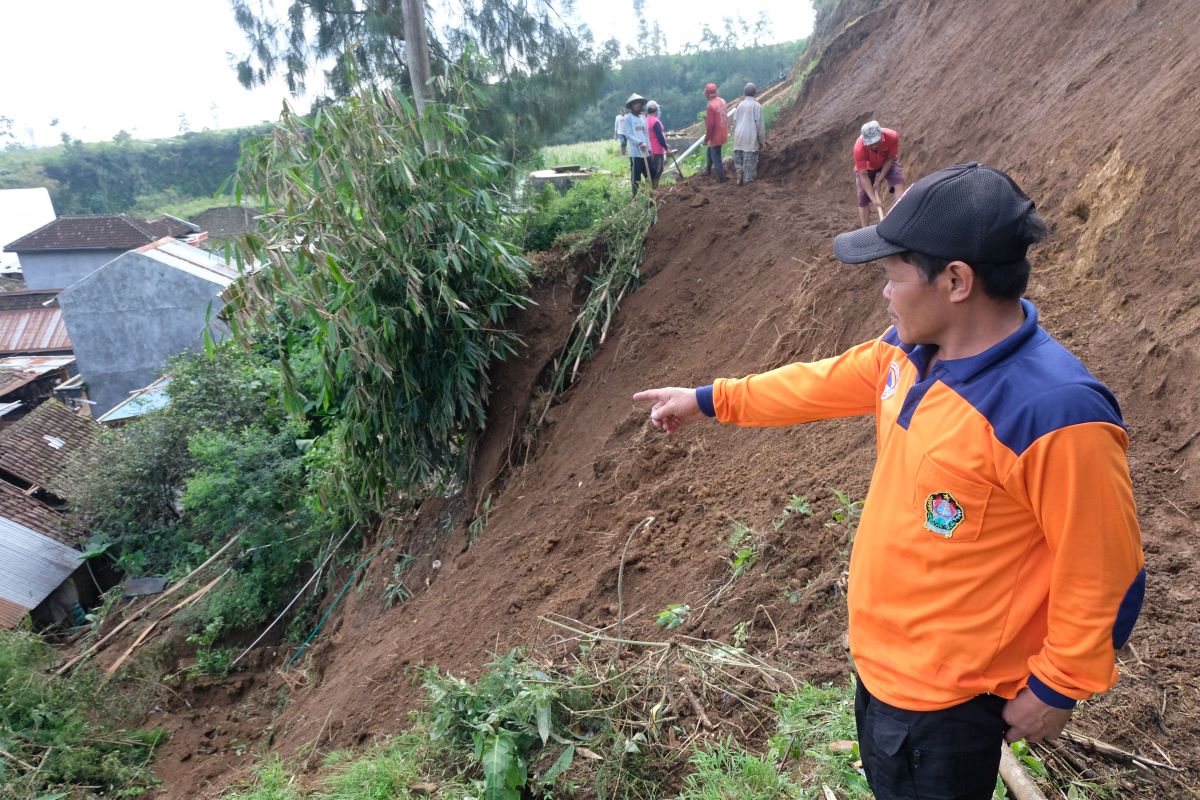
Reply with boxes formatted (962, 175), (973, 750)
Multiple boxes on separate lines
(695, 300), (1145, 711)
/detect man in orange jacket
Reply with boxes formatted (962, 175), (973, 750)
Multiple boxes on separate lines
(634, 163), (1145, 800)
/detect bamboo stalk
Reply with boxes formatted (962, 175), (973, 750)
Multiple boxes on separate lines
(103, 571), (228, 680)
(999, 745), (1049, 800)
(57, 535), (239, 676)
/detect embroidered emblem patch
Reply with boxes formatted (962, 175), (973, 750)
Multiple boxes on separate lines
(881, 362), (900, 400)
(924, 491), (964, 538)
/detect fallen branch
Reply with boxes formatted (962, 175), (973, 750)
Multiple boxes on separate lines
(677, 676), (715, 730)
(1060, 729), (1182, 772)
(103, 570), (229, 680)
(999, 745), (1049, 800)
(57, 535), (239, 676)
(0, 745), (37, 772)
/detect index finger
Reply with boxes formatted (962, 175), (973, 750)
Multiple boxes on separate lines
(632, 389), (664, 403)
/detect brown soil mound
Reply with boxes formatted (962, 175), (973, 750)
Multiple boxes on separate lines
(146, 0), (1200, 795)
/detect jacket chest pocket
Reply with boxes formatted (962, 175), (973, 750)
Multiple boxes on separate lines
(912, 455), (992, 543)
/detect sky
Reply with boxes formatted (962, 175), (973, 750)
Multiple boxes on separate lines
(0, 0), (815, 147)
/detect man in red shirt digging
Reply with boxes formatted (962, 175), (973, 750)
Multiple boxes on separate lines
(855, 120), (906, 226)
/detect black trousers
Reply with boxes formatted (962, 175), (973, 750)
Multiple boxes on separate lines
(631, 156), (651, 195)
(855, 680), (1007, 800)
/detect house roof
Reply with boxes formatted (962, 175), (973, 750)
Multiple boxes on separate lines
(191, 205), (262, 238)
(0, 355), (75, 397)
(97, 375), (171, 424)
(146, 214), (201, 237)
(4, 214), (194, 253)
(0, 482), (83, 627)
(0, 291), (71, 355)
(131, 237), (239, 284)
(0, 479), (80, 547)
(0, 398), (99, 493)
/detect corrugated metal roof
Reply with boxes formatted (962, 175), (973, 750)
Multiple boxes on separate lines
(132, 238), (238, 284)
(0, 355), (74, 397)
(97, 375), (172, 424)
(0, 596), (26, 629)
(0, 513), (81, 628)
(0, 296), (71, 354)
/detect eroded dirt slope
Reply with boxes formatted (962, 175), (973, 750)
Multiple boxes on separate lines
(149, 0), (1200, 795)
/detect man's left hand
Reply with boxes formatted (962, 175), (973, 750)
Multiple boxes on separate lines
(1002, 689), (1073, 743)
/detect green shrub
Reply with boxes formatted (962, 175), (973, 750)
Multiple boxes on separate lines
(522, 175), (625, 251)
(0, 629), (166, 795)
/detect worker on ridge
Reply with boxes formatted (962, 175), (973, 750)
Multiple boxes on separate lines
(646, 101), (670, 189)
(702, 83), (728, 181)
(731, 82), (767, 185)
(622, 94), (652, 197)
(855, 120), (905, 226)
(614, 105), (627, 156)
(634, 162), (1145, 800)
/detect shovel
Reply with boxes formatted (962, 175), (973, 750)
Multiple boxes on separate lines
(668, 148), (687, 179)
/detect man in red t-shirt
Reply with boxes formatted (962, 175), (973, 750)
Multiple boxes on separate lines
(703, 83), (729, 182)
(854, 120), (906, 226)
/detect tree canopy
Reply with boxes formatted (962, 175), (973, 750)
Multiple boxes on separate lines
(230, 0), (616, 159)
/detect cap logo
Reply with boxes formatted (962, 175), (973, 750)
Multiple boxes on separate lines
(924, 491), (964, 538)
(881, 362), (900, 400)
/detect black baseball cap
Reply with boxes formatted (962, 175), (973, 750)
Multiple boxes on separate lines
(833, 162), (1040, 265)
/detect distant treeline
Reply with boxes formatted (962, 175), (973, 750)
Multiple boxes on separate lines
(547, 40), (806, 145)
(0, 126), (266, 216)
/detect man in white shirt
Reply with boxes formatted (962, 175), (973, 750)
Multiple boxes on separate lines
(731, 83), (767, 185)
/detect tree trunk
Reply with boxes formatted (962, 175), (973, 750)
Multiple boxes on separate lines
(401, 0), (433, 152)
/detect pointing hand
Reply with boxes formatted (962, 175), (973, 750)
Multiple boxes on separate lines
(632, 387), (704, 434)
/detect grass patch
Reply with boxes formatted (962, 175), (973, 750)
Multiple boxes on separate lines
(771, 682), (871, 797)
(679, 738), (801, 800)
(536, 139), (630, 175)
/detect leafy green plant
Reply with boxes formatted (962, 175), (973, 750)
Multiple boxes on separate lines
(231, 64), (532, 518)
(468, 495), (494, 548)
(827, 489), (864, 541)
(384, 553), (417, 608)
(732, 620), (752, 649)
(773, 494), (813, 530)
(423, 651), (576, 800)
(547, 191), (657, 394)
(729, 522), (758, 578)
(656, 603), (691, 630)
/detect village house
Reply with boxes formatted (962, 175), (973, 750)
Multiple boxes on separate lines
(57, 237), (235, 416)
(4, 213), (199, 291)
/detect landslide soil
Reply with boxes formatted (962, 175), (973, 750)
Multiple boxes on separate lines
(143, 0), (1200, 795)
